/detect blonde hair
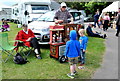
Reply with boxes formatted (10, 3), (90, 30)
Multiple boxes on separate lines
(78, 29), (85, 35)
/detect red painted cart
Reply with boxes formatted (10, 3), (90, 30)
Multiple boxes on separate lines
(49, 24), (81, 63)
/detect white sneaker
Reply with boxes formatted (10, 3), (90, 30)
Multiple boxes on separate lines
(67, 73), (74, 79)
(78, 66), (85, 69)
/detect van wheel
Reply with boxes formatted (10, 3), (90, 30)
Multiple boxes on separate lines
(59, 55), (66, 63)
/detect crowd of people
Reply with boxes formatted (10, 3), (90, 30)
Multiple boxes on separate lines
(54, 2), (106, 79)
(93, 8), (120, 37)
(54, 2), (120, 79)
(94, 9), (111, 31)
(1, 2), (119, 79)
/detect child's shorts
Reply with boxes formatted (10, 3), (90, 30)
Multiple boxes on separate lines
(68, 57), (78, 65)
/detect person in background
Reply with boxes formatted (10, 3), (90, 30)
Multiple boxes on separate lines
(64, 30), (80, 79)
(97, 9), (100, 16)
(78, 29), (88, 69)
(18, 24), (42, 59)
(54, 2), (73, 24)
(94, 12), (100, 28)
(86, 24), (107, 39)
(98, 17), (104, 29)
(1, 18), (5, 25)
(2, 22), (10, 31)
(115, 8), (120, 37)
(103, 13), (110, 31)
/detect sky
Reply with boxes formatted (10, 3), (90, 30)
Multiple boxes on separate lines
(0, 0), (22, 6)
(0, 0), (52, 6)
(0, 0), (118, 7)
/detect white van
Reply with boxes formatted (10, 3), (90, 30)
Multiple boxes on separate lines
(11, 0), (60, 24)
(28, 10), (83, 44)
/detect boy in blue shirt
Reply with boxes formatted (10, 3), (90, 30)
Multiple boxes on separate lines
(78, 29), (88, 69)
(64, 30), (80, 79)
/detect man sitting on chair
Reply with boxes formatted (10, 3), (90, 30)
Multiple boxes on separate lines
(18, 24), (42, 59)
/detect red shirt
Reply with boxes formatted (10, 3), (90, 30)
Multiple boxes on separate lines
(19, 29), (35, 47)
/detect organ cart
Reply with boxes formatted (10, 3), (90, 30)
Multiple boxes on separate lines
(49, 24), (81, 63)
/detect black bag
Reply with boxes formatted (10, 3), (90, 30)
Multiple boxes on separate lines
(13, 53), (28, 64)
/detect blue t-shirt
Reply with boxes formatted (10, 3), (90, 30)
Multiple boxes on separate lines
(79, 36), (88, 50)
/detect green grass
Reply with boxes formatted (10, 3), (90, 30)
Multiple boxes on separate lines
(1, 22), (105, 79)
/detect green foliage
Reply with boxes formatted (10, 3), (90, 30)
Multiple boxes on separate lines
(66, 2), (112, 16)
(66, 2), (86, 10)
(84, 2), (112, 15)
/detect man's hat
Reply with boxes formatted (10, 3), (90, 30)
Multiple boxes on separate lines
(61, 2), (67, 7)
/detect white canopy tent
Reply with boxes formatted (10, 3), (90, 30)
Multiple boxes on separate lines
(102, 1), (120, 13)
(100, 1), (120, 18)
(100, 1), (120, 29)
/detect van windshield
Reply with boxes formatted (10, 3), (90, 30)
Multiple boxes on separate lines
(32, 5), (49, 10)
(37, 11), (55, 22)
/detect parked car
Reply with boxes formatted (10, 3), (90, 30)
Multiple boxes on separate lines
(79, 10), (86, 17)
(28, 10), (83, 44)
(84, 14), (94, 22)
(79, 10), (93, 22)
(69, 9), (84, 24)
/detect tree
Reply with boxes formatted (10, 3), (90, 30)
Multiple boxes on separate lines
(84, 2), (112, 16)
(66, 2), (112, 16)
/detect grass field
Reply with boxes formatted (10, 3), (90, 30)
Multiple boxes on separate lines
(1, 22), (105, 79)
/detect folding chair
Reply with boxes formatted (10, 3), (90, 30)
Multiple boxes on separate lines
(14, 32), (33, 57)
(0, 33), (17, 63)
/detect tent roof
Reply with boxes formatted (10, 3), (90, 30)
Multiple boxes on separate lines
(102, 1), (120, 12)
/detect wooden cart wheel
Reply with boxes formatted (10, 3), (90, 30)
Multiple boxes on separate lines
(59, 55), (66, 63)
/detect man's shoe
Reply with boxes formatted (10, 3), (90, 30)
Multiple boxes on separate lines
(67, 73), (74, 79)
(103, 34), (107, 39)
(116, 34), (119, 37)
